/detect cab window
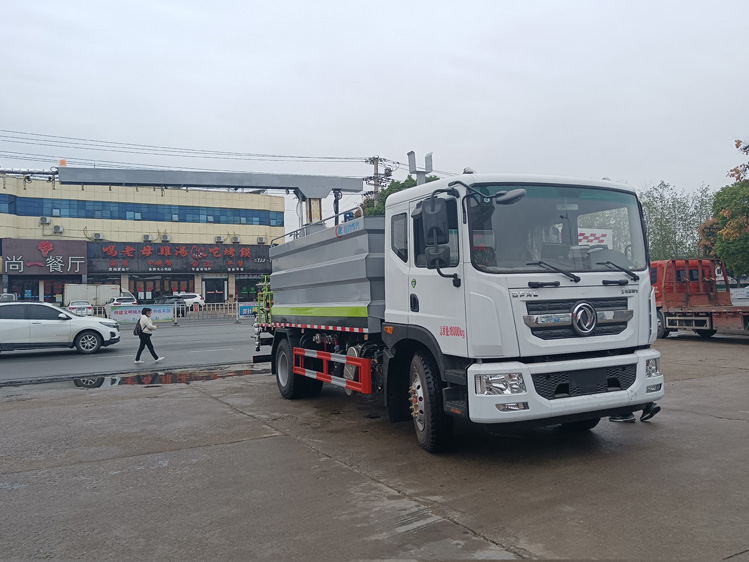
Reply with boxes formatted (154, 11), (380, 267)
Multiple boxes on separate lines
(391, 213), (408, 262)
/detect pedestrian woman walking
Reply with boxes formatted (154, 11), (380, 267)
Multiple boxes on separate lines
(134, 307), (164, 364)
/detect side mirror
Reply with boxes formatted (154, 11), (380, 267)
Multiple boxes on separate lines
(425, 245), (451, 270)
(494, 188), (526, 205)
(413, 197), (449, 245)
(58, 313), (70, 320)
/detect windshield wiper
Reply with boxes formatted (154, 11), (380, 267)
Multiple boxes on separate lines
(597, 261), (639, 281)
(528, 280), (561, 288)
(526, 261), (581, 282)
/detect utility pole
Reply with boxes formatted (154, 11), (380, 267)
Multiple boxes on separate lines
(366, 156), (380, 204)
(365, 156), (393, 206)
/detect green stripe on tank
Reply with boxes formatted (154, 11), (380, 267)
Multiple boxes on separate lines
(270, 305), (369, 318)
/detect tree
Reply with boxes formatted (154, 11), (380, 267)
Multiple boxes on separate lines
(359, 174), (439, 216)
(728, 139), (749, 182)
(638, 182), (714, 260)
(697, 218), (720, 257)
(712, 179), (749, 276)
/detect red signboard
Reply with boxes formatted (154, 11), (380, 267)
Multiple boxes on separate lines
(2, 239), (87, 276)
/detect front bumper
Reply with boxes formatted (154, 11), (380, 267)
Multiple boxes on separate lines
(467, 348), (664, 424)
(103, 333), (121, 346)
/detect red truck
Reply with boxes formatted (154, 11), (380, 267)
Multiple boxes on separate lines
(651, 258), (749, 338)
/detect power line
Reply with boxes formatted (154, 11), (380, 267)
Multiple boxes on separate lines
(0, 149), (367, 177)
(0, 130), (366, 162)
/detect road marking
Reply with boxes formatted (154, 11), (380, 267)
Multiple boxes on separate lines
(190, 348), (234, 352)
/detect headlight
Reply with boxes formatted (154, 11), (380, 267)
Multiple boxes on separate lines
(475, 373), (526, 395)
(100, 321), (119, 329)
(646, 358), (660, 378)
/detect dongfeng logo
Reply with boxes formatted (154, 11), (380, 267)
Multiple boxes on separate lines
(571, 302), (597, 336)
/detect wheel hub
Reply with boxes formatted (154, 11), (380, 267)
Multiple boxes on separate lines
(409, 375), (425, 431)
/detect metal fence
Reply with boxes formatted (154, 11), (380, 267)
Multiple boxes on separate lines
(175, 302), (240, 321)
(92, 302), (251, 321)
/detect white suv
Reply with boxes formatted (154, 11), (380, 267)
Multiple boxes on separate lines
(105, 296), (138, 318)
(0, 302), (120, 354)
(177, 293), (205, 310)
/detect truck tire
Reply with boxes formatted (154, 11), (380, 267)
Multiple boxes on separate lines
(409, 351), (453, 453)
(657, 310), (671, 339)
(275, 339), (304, 399)
(694, 329), (717, 338)
(560, 418), (600, 431)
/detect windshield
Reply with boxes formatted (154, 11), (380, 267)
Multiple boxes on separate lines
(467, 183), (647, 274)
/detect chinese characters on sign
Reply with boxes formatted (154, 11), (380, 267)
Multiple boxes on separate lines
(87, 242), (270, 274)
(2, 240), (87, 275)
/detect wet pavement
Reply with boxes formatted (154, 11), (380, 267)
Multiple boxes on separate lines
(1, 334), (748, 560)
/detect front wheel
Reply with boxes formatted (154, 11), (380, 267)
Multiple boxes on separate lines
(275, 339), (304, 399)
(694, 329), (717, 338)
(409, 351), (453, 453)
(657, 310), (671, 339)
(560, 418), (600, 431)
(75, 331), (102, 354)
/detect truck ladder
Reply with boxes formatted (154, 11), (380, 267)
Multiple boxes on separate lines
(293, 347), (373, 394)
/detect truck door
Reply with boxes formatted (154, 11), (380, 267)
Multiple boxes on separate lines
(407, 197), (468, 357)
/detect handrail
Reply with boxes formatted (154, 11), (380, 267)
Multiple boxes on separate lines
(270, 205), (365, 245)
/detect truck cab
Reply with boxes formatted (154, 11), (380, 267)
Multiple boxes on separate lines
(383, 174), (662, 434)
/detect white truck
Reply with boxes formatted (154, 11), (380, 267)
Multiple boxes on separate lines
(255, 173), (664, 452)
(64, 284), (135, 307)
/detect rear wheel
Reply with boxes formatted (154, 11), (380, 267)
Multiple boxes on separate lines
(657, 310), (671, 339)
(75, 331), (102, 354)
(275, 339), (304, 399)
(409, 351), (453, 453)
(560, 418), (600, 431)
(694, 329), (717, 338)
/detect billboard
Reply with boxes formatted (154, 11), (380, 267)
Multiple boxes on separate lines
(2, 239), (87, 276)
(87, 242), (271, 274)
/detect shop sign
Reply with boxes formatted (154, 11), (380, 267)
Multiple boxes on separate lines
(87, 242), (271, 274)
(239, 305), (257, 318)
(2, 239), (87, 276)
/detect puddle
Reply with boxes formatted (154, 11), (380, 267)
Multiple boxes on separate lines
(0, 365), (266, 394)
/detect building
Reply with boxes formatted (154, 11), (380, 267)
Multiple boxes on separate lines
(0, 173), (283, 304)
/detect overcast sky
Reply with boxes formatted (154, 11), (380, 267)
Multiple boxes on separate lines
(1, 0), (747, 229)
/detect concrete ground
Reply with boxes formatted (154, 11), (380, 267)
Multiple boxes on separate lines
(1, 332), (748, 560)
(0, 320), (257, 385)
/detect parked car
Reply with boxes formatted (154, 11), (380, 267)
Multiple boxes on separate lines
(67, 300), (94, 316)
(104, 296), (138, 318)
(0, 293), (18, 302)
(0, 302), (120, 354)
(163, 296), (187, 317)
(176, 293), (205, 310)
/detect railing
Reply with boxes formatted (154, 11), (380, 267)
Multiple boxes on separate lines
(92, 302), (253, 321)
(177, 302), (240, 321)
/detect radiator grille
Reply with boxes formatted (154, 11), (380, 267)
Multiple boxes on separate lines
(526, 298), (630, 340)
(530, 364), (637, 400)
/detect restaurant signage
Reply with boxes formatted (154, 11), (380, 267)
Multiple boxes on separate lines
(87, 242), (271, 274)
(2, 239), (87, 276)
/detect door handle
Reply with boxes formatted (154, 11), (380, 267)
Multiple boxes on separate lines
(410, 294), (419, 312)
(31, 321), (42, 324)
